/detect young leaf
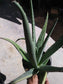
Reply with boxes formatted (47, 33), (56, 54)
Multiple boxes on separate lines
(38, 18), (58, 63)
(39, 65), (63, 72)
(40, 35), (63, 65)
(36, 13), (48, 51)
(13, 1), (37, 67)
(9, 68), (37, 84)
(0, 37), (29, 62)
(30, 0), (36, 44)
(15, 38), (25, 42)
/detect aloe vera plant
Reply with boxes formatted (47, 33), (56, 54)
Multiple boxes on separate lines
(0, 0), (63, 84)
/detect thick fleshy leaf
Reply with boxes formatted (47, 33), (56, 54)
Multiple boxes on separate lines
(9, 68), (37, 84)
(13, 1), (37, 67)
(30, 0), (36, 44)
(39, 65), (63, 72)
(36, 13), (48, 51)
(40, 35), (63, 65)
(0, 37), (29, 62)
(36, 13), (48, 62)
(38, 72), (47, 84)
(15, 38), (25, 42)
(30, 0), (36, 58)
(38, 18), (58, 63)
(42, 59), (49, 65)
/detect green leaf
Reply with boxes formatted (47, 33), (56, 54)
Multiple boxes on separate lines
(36, 13), (48, 51)
(38, 18), (58, 63)
(13, 1), (37, 67)
(36, 13), (48, 62)
(30, 0), (36, 58)
(40, 35), (63, 65)
(39, 65), (63, 72)
(0, 37), (29, 62)
(15, 38), (25, 42)
(38, 72), (47, 84)
(30, 0), (36, 44)
(9, 68), (37, 84)
(42, 59), (49, 65)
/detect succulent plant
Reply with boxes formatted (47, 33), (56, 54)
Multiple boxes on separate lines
(0, 0), (63, 84)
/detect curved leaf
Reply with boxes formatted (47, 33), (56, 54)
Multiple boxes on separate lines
(13, 1), (37, 67)
(15, 38), (25, 42)
(0, 37), (29, 62)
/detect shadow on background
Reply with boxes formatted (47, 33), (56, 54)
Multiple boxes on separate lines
(0, 0), (22, 24)
(0, 0), (63, 42)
